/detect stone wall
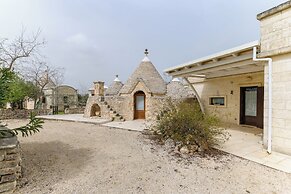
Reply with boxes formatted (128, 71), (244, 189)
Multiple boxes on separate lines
(0, 109), (50, 120)
(258, 2), (291, 58)
(64, 107), (85, 114)
(258, 3), (291, 155)
(83, 96), (112, 119)
(0, 136), (21, 193)
(262, 53), (291, 155)
(191, 72), (264, 125)
(84, 80), (196, 122)
(43, 85), (78, 111)
(103, 96), (126, 119)
(119, 81), (161, 121)
(55, 86), (78, 111)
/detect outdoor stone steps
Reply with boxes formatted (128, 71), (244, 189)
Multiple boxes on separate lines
(112, 115), (125, 122)
(98, 98), (125, 122)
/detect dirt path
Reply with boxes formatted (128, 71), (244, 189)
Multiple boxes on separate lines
(4, 120), (291, 194)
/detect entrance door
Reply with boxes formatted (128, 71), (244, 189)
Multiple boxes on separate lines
(240, 86), (264, 128)
(134, 91), (145, 119)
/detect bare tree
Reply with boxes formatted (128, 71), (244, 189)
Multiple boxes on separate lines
(24, 62), (63, 90)
(0, 29), (45, 71)
(22, 62), (64, 108)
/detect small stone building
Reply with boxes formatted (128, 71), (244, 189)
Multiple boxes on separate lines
(84, 52), (195, 121)
(43, 85), (78, 112)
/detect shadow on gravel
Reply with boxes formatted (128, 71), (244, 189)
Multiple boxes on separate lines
(18, 141), (93, 191)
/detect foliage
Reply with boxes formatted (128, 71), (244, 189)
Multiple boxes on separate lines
(151, 100), (228, 152)
(78, 93), (89, 107)
(0, 68), (16, 107)
(5, 77), (38, 106)
(0, 68), (39, 108)
(0, 113), (44, 138)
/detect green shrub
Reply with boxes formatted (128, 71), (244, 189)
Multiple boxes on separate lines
(151, 100), (228, 152)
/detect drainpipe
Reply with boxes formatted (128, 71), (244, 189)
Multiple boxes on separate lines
(252, 47), (272, 154)
(183, 77), (205, 114)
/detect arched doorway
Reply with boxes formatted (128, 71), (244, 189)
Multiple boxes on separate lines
(134, 91), (145, 119)
(90, 103), (101, 117)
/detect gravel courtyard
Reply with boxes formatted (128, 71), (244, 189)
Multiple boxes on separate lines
(5, 119), (291, 194)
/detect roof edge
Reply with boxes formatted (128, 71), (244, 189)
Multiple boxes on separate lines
(164, 40), (259, 73)
(257, 1), (291, 20)
(56, 85), (78, 91)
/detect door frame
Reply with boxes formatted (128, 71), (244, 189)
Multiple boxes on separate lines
(134, 91), (146, 119)
(240, 86), (264, 128)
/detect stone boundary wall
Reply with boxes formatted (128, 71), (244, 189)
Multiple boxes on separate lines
(0, 136), (21, 193)
(65, 107), (85, 114)
(0, 109), (50, 120)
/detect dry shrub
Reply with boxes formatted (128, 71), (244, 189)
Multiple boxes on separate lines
(151, 99), (228, 152)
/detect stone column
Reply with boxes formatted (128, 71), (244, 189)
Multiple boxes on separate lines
(93, 81), (105, 96)
(0, 135), (21, 193)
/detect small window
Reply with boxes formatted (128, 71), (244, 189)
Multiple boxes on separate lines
(209, 96), (225, 106)
(63, 96), (68, 103)
(42, 97), (46, 103)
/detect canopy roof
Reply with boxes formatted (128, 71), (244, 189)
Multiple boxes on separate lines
(165, 41), (263, 79)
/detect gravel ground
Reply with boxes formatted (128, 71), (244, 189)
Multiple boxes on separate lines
(4, 119), (291, 194)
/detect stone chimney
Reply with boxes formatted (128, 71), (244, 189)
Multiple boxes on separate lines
(93, 81), (105, 96)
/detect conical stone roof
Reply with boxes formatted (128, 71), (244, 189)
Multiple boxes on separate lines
(119, 56), (167, 95)
(105, 76), (123, 96)
(166, 78), (195, 99)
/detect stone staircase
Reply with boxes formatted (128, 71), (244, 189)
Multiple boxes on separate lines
(97, 98), (125, 122)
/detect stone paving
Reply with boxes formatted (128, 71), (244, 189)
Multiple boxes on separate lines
(37, 114), (111, 124)
(219, 126), (291, 173)
(102, 120), (151, 132)
(37, 114), (291, 173)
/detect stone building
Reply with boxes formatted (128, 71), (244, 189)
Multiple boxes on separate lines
(84, 51), (195, 121)
(165, 1), (291, 155)
(43, 85), (78, 112)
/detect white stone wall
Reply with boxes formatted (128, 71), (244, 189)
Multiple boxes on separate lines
(192, 72), (264, 125)
(263, 53), (291, 154)
(258, 5), (291, 155)
(259, 5), (291, 57)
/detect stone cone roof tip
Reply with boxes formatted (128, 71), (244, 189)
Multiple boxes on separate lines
(119, 56), (167, 95)
(114, 75), (121, 82)
(114, 77), (120, 82)
(142, 56), (150, 62)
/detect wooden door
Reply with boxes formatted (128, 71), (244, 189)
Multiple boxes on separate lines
(134, 91), (145, 119)
(256, 87), (264, 129)
(240, 86), (264, 128)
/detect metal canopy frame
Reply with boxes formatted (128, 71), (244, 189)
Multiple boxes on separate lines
(165, 41), (264, 113)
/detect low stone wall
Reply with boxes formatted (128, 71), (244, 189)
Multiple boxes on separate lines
(0, 109), (50, 120)
(0, 136), (21, 193)
(64, 107), (85, 114)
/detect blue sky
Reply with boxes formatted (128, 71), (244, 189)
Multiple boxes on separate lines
(0, 0), (287, 93)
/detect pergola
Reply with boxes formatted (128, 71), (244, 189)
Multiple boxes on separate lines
(164, 41), (264, 113)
